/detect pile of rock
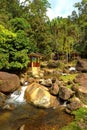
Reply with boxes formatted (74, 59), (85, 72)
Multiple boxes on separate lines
(76, 58), (87, 72)
(0, 71), (20, 109)
(0, 71), (20, 93)
(0, 70), (87, 113)
(24, 76), (84, 112)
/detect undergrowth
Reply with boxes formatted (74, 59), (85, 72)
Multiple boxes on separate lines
(61, 107), (87, 130)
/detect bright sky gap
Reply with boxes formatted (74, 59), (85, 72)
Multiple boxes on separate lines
(20, 0), (82, 20)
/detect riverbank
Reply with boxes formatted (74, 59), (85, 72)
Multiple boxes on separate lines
(0, 59), (87, 130)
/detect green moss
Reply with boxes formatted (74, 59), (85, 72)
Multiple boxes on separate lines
(67, 84), (73, 89)
(72, 107), (87, 121)
(61, 107), (87, 130)
(59, 74), (78, 82)
(61, 122), (81, 130)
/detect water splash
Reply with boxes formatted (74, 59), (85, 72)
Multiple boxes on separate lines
(6, 85), (27, 105)
(69, 67), (76, 71)
(62, 101), (67, 107)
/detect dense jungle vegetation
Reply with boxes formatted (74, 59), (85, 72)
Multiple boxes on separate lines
(0, 0), (87, 71)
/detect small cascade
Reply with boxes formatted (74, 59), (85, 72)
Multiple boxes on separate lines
(6, 85), (27, 105)
(62, 101), (67, 107)
(69, 67), (76, 71)
(58, 98), (68, 107)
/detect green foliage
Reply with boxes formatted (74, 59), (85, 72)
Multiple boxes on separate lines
(50, 17), (80, 61)
(0, 0), (87, 72)
(0, 53), (9, 69)
(25, 0), (52, 55)
(9, 18), (29, 32)
(61, 107), (87, 130)
(72, 107), (87, 121)
(61, 122), (81, 130)
(44, 45), (52, 60)
(0, 24), (29, 71)
(74, 0), (87, 57)
(10, 50), (29, 70)
(59, 74), (78, 82)
(15, 30), (37, 53)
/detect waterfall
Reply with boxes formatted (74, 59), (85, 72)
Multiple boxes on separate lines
(6, 85), (27, 105)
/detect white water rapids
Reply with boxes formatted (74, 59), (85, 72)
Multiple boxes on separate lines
(6, 85), (28, 105)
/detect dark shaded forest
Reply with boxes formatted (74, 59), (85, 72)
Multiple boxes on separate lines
(0, 0), (87, 71)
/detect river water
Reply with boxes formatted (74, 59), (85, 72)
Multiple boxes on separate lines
(0, 104), (74, 130)
(0, 85), (74, 130)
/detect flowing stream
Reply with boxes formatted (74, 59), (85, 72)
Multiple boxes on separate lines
(5, 85), (27, 105)
(0, 85), (74, 130)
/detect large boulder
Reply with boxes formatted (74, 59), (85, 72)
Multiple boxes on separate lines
(72, 73), (87, 105)
(76, 58), (87, 72)
(25, 83), (59, 108)
(49, 78), (59, 96)
(39, 78), (52, 87)
(49, 83), (59, 96)
(66, 97), (83, 113)
(47, 60), (59, 68)
(43, 68), (54, 75)
(0, 92), (7, 107)
(0, 72), (20, 93)
(59, 86), (74, 100)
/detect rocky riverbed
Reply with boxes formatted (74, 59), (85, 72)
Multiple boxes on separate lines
(0, 60), (87, 130)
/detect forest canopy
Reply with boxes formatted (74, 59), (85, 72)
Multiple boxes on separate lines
(0, 0), (87, 71)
